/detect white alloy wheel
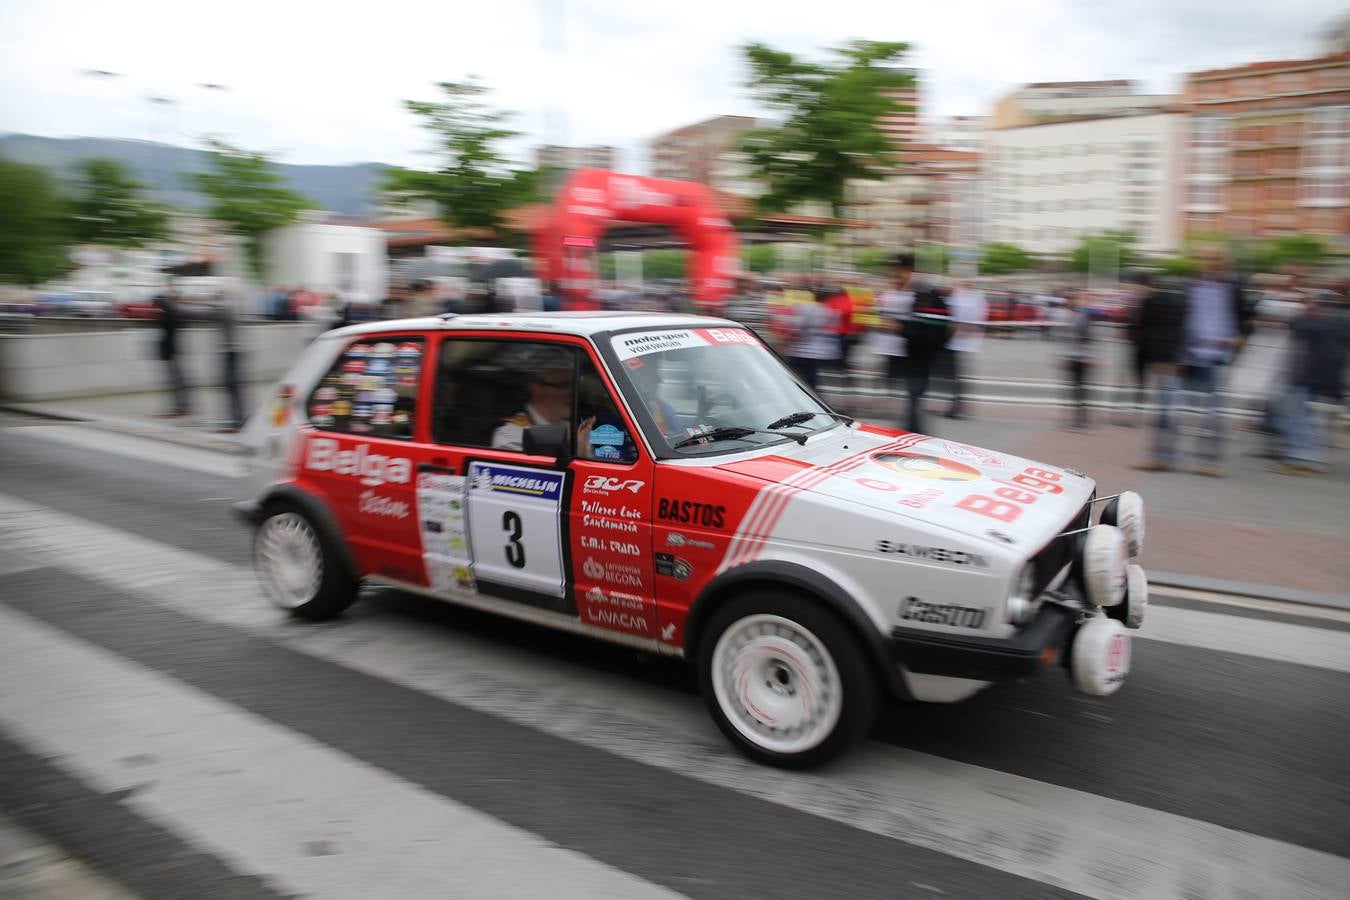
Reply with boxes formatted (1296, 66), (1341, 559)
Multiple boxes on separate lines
(710, 614), (844, 756)
(256, 512), (324, 611)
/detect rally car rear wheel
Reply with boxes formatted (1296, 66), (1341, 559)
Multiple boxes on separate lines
(699, 592), (878, 769)
(254, 505), (356, 620)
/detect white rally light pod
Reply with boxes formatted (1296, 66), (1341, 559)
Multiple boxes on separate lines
(1100, 491), (1146, 558)
(1070, 615), (1131, 696)
(1123, 563), (1148, 629)
(1080, 524), (1127, 608)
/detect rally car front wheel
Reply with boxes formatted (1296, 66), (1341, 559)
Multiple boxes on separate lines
(254, 504), (357, 621)
(699, 591), (879, 769)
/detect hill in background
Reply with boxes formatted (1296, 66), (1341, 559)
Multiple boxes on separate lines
(0, 134), (389, 219)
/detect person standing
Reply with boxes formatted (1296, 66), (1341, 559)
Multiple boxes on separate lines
(1055, 289), (1098, 430)
(151, 287), (192, 418)
(1122, 271), (1186, 425)
(896, 264), (952, 435)
(873, 258), (915, 418)
(823, 282), (860, 391)
(785, 288), (840, 392)
(938, 279), (987, 419)
(1137, 244), (1250, 475)
(1272, 290), (1350, 475)
(196, 289), (247, 433)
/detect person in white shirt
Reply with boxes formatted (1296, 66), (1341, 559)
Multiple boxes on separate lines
(492, 366), (596, 455)
(873, 253), (916, 397)
(938, 280), (987, 419)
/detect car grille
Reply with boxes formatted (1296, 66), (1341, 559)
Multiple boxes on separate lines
(1031, 499), (1092, 596)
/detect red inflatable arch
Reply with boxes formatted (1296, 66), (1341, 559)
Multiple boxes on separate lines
(533, 169), (741, 310)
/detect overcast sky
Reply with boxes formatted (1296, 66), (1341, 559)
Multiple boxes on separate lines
(1, 0), (1344, 173)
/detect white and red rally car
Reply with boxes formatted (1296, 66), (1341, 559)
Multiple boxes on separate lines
(236, 312), (1148, 768)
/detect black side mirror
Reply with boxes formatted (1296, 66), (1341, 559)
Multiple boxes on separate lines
(523, 424), (571, 466)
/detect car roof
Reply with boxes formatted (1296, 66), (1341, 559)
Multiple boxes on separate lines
(327, 310), (742, 340)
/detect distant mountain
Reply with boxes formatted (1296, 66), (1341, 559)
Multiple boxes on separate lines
(0, 134), (390, 218)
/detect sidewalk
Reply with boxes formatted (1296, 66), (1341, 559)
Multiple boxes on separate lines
(840, 392), (1350, 605)
(5, 383), (1347, 606)
(0, 384), (272, 454)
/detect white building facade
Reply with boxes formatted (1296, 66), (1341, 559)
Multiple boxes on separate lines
(983, 112), (1184, 255)
(264, 216), (388, 302)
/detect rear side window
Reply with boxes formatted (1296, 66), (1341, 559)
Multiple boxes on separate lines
(307, 336), (424, 440)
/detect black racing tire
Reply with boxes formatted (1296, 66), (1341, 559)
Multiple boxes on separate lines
(697, 589), (879, 769)
(253, 501), (358, 621)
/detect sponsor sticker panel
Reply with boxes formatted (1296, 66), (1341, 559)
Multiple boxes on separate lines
(416, 471), (475, 597)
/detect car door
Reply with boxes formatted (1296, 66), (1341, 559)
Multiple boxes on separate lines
(419, 334), (588, 616)
(565, 347), (657, 640)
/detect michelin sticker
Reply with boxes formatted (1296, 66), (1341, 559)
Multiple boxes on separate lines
(470, 463), (563, 500)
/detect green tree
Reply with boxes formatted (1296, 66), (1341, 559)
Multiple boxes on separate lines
(1158, 254), (1197, 277)
(853, 247), (892, 274)
(1069, 230), (1137, 274)
(190, 139), (310, 276)
(917, 243), (950, 274)
(0, 160), (71, 285)
(387, 79), (544, 239)
(1257, 233), (1327, 272)
(643, 250), (688, 280)
(739, 40), (914, 218)
(743, 244), (777, 274)
(71, 158), (168, 248)
(978, 241), (1033, 275)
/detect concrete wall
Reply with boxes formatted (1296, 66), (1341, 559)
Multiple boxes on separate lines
(0, 323), (319, 402)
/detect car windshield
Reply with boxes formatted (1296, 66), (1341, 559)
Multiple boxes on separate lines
(608, 326), (842, 455)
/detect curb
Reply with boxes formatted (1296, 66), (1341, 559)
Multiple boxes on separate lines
(1148, 570), (1350, 612)
(1, 403), (246, 456)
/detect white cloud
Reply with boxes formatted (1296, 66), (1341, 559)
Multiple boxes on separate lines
(0, 0), (1342, 171)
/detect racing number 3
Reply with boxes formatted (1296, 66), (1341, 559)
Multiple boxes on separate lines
(502, 511), (525, 568)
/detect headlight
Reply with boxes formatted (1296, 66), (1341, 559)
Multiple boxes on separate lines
(1006, 563), (1038, 625)
(1099, 491), (1145, 558)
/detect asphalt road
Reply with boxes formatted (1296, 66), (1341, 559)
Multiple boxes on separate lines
(0, 416), (1347, 899)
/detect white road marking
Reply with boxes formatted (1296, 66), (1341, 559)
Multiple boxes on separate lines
(0, 605), (678, 900)
(6, 425), (245, 480)
(2, 492), (1348, 898)
(1138, 604), (1350, 673)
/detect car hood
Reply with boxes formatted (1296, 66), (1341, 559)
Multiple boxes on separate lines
(716, 426), (1095, 551)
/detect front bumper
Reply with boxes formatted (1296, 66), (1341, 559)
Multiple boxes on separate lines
(890, 602), (1078, 682)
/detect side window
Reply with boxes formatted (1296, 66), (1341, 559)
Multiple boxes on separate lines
(307, 337), (424, 440)
(434, 339), (577, 452)
(432, 339), (637, 463)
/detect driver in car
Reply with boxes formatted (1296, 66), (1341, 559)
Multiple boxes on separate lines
(491, 365), (596, 456)
(627, 356), (685, 439)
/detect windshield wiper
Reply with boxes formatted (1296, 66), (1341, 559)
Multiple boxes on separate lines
(672, 426), (808, 449)
(767, 410), (855, 430)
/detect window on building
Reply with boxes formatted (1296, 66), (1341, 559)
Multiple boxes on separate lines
(1299, 174), (1348, 206)
(1186, 182), (1223, 210)
(308, 336), (425, 440)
